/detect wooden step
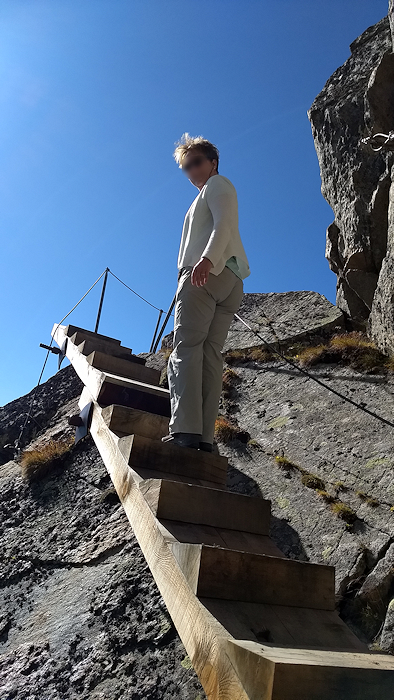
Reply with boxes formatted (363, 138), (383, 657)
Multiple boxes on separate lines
(161, 520), (284, 558)
(226, 639), (394, 700)
(139, 479), (271, 534)
(64, 324), (122, 345)
(171, 543), (335, 610)
(118, 434), (228, 487)
(77, 338), (146, 365)
(86, 351), (160, 385)
(98, 375), (170, 417)
(202, 598), (367, 652)
(102, 405), (169, 439)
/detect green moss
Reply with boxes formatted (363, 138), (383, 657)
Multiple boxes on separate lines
(268, 415), (289, 429)
(276, 496), (290, 509)
(181, 655), (193, 670)
(364, 457), (390, 470)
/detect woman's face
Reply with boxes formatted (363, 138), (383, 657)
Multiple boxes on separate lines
(182, 151), (217, 189)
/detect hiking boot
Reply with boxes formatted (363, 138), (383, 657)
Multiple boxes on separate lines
(199, 442), (213, 453)
(161, 432), (201, 450)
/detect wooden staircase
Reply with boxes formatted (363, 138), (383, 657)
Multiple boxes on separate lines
(52, 322), (394, 700)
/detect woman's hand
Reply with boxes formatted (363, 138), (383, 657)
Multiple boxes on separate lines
(191, 257), (213, 287)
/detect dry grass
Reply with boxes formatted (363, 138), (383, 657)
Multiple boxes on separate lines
(222, 368), (241, 385)
(330, 502), (358, 525)
(20, 438), (74, 482)
(295, 331), (392, 373)
(356, 491), (380, 507)
(222, 368), (241, 399)
(224, 346), (272, 365)
(316, 489), (336, 503)
(223, 331), (394, 374)
(214, 416), (250, 443)
(214, 417), (240, 442)
(273, 455), (359, 525)
(295, 345), (327, 367)
(274, 455), (298, 472)
(301, 473), (326, 490)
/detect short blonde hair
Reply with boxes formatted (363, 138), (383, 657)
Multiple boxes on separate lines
(173, 132), (219, 171)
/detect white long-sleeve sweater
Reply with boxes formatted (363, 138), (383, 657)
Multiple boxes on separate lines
(177, 173), (251, 280)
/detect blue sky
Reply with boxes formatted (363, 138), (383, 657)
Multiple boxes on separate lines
(0, 0), (388, 406)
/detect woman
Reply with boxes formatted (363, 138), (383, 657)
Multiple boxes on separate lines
(162, 133), (250, 452)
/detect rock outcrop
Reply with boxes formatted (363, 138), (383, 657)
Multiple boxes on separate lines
(308, 11), (394, 354)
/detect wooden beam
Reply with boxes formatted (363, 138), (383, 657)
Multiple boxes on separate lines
(139, 479), (271, 535)
(86, 351), (160, 385)
(118, 434), (228, 487)
(201, 599), (367, 652)
(102, 404), (169, 439)
(226, 639), (394, 700)
(64, 324), (122, 345)
(98, 376), (170, 415)
(159, 520), (285, 558)
(171, 543), (335, 610)
(76, 338), (146, 364)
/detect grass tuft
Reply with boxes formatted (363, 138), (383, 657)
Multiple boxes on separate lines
(333, 481), (348, 492)
(296, 332), (391, 373)
(224, 346), (272, 365)
(296, 345), (327, 367)
(316, 489), (335, 503)
(274, 455), (298, 471)
(20, 438), (74, 482)
(356, 491), (380, 507)
(301, 473), (326, 490)
(330, 502), (358, 525)
(215, 417), (243, 443)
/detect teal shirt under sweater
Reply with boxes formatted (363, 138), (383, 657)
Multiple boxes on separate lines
(225, 255), (243, 280)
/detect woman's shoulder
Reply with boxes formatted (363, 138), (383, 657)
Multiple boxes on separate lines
(206, 174), (236, 194)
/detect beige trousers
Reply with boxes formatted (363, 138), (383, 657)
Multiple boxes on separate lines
(167, 265), (244, 444)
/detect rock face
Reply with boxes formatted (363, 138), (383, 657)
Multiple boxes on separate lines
(2, 293), (394, 697)
(0, 378), (204, 699)
(223, 291), (344, 351)
(308, 13), (394, 352)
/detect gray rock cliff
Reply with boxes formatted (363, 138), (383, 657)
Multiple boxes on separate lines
(308, 11), (394, 355)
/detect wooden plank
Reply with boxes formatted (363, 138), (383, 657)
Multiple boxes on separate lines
(159, 519), (285, 558)
(86, 351), (160, 385)
(171, 543), (336, 610)
(64, 324), (122, 345)
(201, 599), (367, 652)
(226, 639), (394, 700)
(136, 467), (227, 490)
(77, 338), (146, 364)
(139, 479), (271, 535)
(118, 434), (228, 486)
(98, 375), (170, 416)
(102, 404), (169, 439)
